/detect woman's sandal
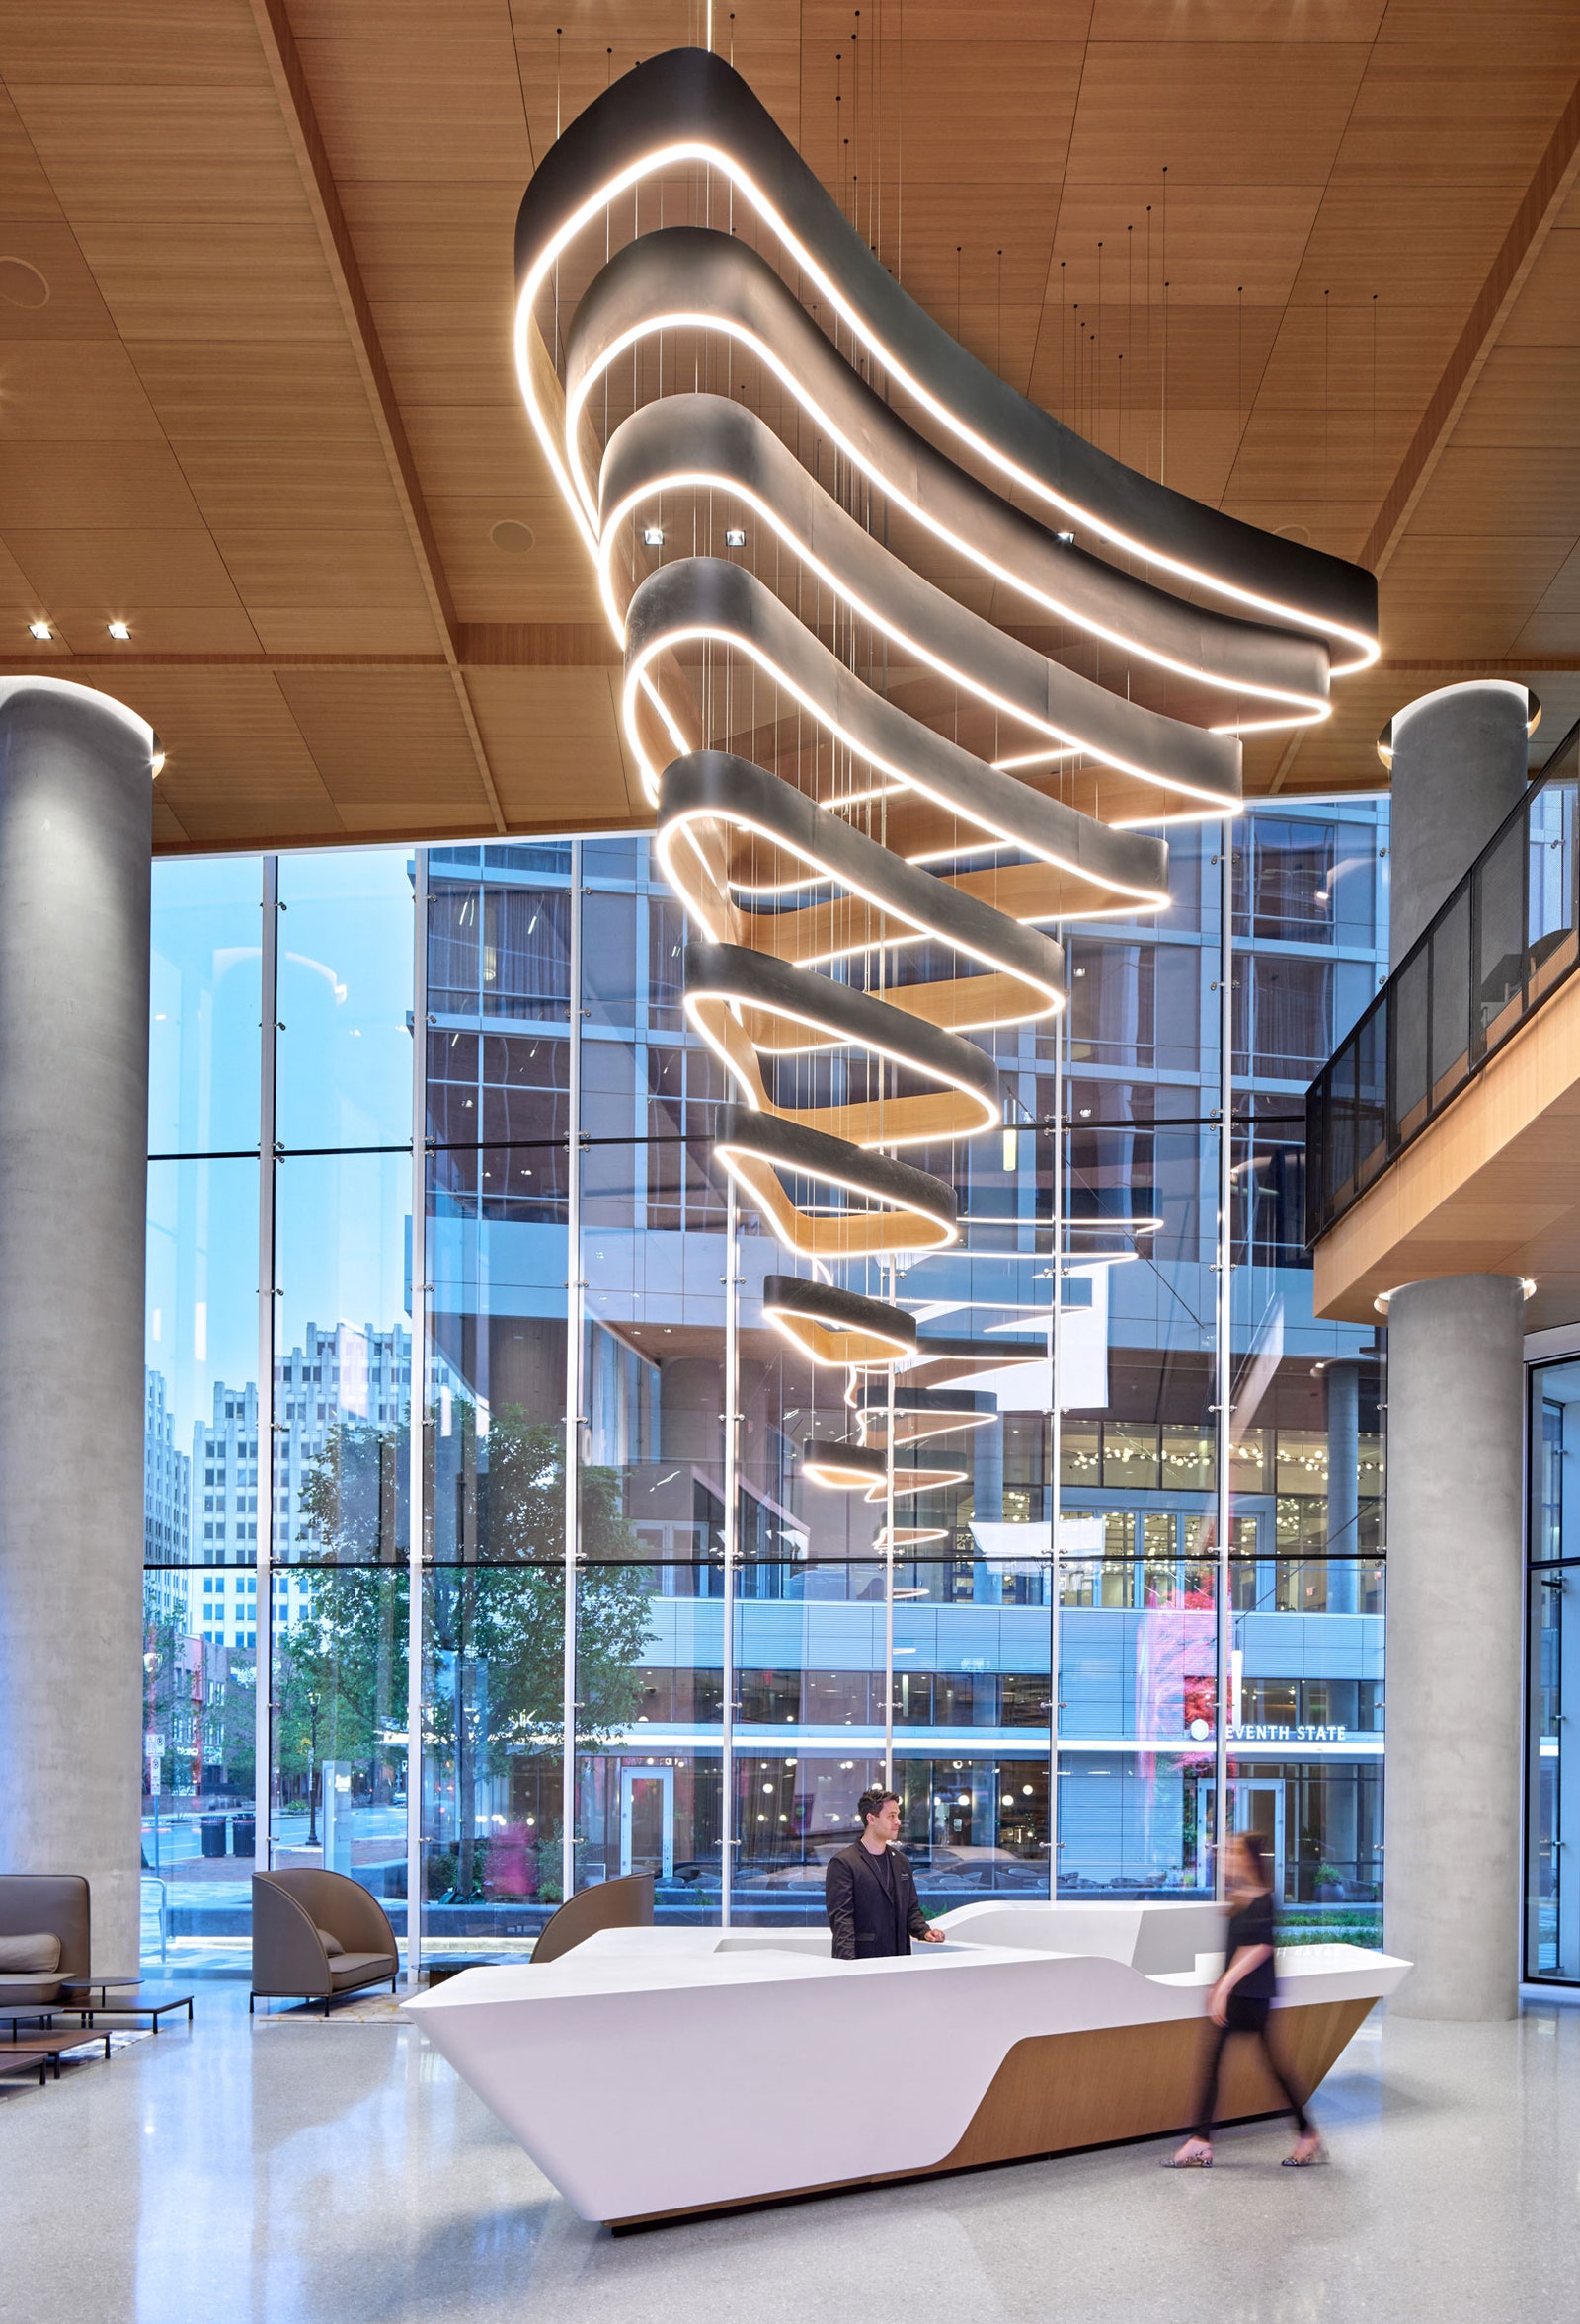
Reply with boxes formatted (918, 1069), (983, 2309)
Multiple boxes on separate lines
(1162, 2146), (1214, 2168)
(1282, 2138), (1324, 2168)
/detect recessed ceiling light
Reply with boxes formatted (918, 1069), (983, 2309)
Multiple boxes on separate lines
(107, 620), (130, 640)
(27, 620), (50, 641)
(642, 525), (664, 547)
(1057, 530), (1075, 545)
(725, 527), (747, 547)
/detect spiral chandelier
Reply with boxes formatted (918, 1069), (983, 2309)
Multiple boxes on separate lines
(513, 46), (1379, 1381)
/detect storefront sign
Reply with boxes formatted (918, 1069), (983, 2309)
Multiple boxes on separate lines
(1227, 1722), (1350, 1743)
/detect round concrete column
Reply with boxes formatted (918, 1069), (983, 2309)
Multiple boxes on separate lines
(0, 680), (154, 1971)
(1383, 1275), (1525, 2018)
(1386, 680), (1531, 964)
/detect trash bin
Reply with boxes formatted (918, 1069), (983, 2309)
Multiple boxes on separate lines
(200, 1814), (227, 1858)
(231, 1815), (256, 1860)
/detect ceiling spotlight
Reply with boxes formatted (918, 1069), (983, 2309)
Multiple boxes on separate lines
(27, 620), (50, 642)
(725, 526), (747, 547)
(1057, 530), (1075, 545)
(642, 525), (664, 547)
(107, 620), (130, 640)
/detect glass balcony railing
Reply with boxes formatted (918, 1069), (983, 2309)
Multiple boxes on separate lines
(1306, 716), (1580, 1244)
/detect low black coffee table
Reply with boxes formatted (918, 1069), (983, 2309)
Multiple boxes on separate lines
(61, 1981), (194, 2031)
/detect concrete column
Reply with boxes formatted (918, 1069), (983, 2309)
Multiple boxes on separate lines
(1324, 1359), (1361, 1616)
(1387, 679), (1530, 962)
(0, 681), (154, 1972)
(1379, 679), (1531, 2016)
(1383, 1275), (1525, 2018)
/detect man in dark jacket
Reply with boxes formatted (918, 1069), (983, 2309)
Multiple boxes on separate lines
(825, 1787), (944, 1960)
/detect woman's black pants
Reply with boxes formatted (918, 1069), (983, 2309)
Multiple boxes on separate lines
(1192, 1992), (1311, 2139)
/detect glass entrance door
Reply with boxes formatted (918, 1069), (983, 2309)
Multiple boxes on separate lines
(620, 1767), (674, 1880)
(1200, 1776), (1287, 1898)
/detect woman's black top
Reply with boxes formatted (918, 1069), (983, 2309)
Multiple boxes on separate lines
(1225, 1887), (1277, 2000)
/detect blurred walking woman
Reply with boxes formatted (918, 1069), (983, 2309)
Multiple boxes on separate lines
(1167, 1831), (1322, 2167)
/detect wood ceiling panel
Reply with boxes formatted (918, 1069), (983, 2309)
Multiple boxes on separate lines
(1454, 345), (1580, 443)
(1, 526), (248, 610)
(0, 85), (64, 220)
(0, 442), (204, 529)
(397, 400), (549, 503)
(430, 502), (604, 625)
(173, 438), (413, 531)
(0, 5), (1574, 839)
(0, 223), (118, 338)
(276, 667), (490, 820)
(0, 2), (268, 85)
(297, 32), (533, 184)
(128, 668), (343, 843)
(0, 343), (166, 440)
(467, 666), (643, 825)
(73, 220), (347, 342)
(209, 524), (432, 612)
(1333, 40), (1579, 190)
(1497, 227), (1580, 344)
(1064, 44), (1370, 187)
(45, 609), (266, 657)
(1376, 533), (1576, 655)
(127, 341), (378, 438)
(7, 84), (304, 219)
(1412, 447), (1580, 536)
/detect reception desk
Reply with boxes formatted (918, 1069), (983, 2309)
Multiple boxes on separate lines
(404, 1900), (1408, 2226)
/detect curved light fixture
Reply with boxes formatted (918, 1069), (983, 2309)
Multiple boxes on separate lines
(763, 1277), (918, 1368)
(801, 1439), (889, 1492)
(514, 49), (1380, 673)
(709, 1105), (959, 1264)
(801, 1439), (970, 1503)
(602, 395), (1262, 790)
(514, 46), (1378, 1330)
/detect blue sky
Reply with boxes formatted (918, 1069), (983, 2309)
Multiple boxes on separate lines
(147, 849), (417, 1455)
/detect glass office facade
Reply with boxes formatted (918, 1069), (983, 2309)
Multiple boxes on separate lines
(142, 806), (1388, 1969)
(1528, 1356), (1580, 1983)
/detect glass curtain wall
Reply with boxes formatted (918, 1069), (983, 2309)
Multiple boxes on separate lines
(1528, 1356), (1580, 1982)
(142, 804), (1389, 1970)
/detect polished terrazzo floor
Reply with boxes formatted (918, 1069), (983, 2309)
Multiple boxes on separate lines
(5, 1980), (1576, 2323)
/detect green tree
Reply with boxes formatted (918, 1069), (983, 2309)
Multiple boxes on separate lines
(292, 1403), (652, 1902)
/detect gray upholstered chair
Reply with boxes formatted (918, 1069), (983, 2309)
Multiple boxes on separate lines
(0, 1874), (91, 2013)
(531, 1872), (654, 1965)
(251, 1871), (399, 2015)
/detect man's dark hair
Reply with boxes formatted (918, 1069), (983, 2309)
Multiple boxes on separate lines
(857, 1787), (900, 1830)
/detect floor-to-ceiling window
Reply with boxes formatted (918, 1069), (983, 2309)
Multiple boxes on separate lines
(1528, 1356), (1580, 1982)
(141, 802), (1388, 1970)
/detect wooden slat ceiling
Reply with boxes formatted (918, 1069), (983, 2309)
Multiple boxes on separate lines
(0, 0), (1577, 852)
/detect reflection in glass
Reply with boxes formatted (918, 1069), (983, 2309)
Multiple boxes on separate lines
(149, 855), (262, 1155)
(269, 1568), (409, 1938)
(139, 804), (1393, 1968)
(275, 1150), (413, 1566)
(276, 850), (415, 1149)
(1529, 1359), (1580, 1981)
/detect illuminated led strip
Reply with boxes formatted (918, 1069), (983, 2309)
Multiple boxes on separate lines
(513, 48), (1380, 675)
(513, 47), (1376, 1311)
(801, 1439), (969, 1502)
(601, 395), (1252, 795)
(627, 561), (1169, 916)
(682, 939), (1002, 1151)
(657, 750), (1068, 1026)
(710, 1106), (958, 1264)
(762, 1276), (918, 1368)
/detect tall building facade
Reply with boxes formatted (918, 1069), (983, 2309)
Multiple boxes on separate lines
(143, 817), (1389, 1958)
